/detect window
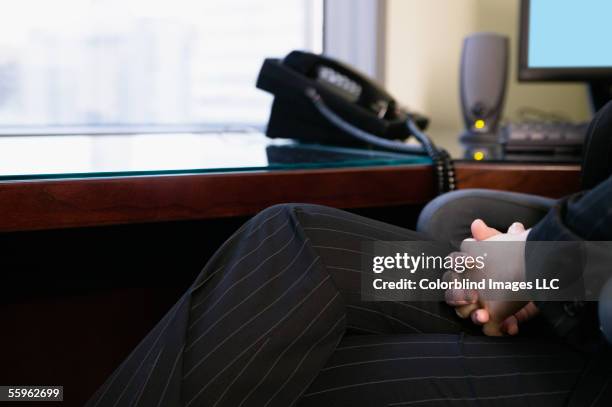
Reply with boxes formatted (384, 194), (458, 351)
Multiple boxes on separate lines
(0, 0), (323, 131)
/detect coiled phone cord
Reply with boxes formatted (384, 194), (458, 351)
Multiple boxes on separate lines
(405, 118), (456, 193)
(305, 88), (456, 194)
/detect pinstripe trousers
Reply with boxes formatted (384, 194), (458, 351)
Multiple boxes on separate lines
(86, 204), (610, 407)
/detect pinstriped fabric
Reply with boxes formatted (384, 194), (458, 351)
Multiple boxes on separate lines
(387, 391), (571, 406)
(590, 379), (612, 407)
(86, 203), (608, 407)
(180, 204), (346, 406)
(237, 301), (344, 407)
(299, 333), (585, 406)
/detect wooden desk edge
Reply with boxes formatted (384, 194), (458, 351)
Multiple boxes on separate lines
(0, 162), (581, 233)
(455, 162), (581, 197)
(0, 165), (435, 232)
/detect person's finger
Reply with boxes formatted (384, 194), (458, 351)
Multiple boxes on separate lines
(445, 252), (468, 267)
(442, 270), (455, 283)
(443, 263), (479, 306)
(507, 222), (526, 235)
(471, 219), (502, 241)
(447, 251), (477, 274)
(455, 303), (479, 319)
(445, 288), (478, 306)
(470, 308), (490, 325)
(514, 302), (540, 323)
(501, 315), (520, 336)
(497, 304), (539, 336)
(482, 321), (504, 336)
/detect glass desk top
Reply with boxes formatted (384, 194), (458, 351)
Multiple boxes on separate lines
(0, 132), (431, 181)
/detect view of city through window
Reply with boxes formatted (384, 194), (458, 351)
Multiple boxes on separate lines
(0, 0), (322, 130)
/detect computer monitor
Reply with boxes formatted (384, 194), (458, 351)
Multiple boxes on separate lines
(519, 0), (612, 110)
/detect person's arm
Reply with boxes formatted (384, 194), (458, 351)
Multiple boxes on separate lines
(527, 174), (612, 346)
(529, 174), (612, 241)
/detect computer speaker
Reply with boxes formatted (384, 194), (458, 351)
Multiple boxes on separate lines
(460, 32), (509, 135)
(459, 32), (509, 160)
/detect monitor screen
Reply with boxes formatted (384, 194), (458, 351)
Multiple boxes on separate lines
(519, 0), (612, 80)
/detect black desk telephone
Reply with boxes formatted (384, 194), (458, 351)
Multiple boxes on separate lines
(256, 50), (455, 193)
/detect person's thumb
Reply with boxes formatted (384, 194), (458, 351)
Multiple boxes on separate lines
(507, 222), (526, 235)
(471, 219), (501, 241)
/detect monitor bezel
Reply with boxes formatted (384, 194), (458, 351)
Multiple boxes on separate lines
(519, 0), (612, 81)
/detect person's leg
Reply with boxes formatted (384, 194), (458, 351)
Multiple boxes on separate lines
(183, 204), (476, 406)
(292, 208), (603, 406)
(287, 204), (471, 336)
(299, 334), (589, 407)
(86, 203), (467, 407)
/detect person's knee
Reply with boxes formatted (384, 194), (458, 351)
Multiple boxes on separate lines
(243, 204), (299, 236)
(253, 203), (326, 222)
(253, 203), (297, 221)
(245, 203), (332, 236)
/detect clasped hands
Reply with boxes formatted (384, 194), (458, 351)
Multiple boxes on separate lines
(444, 219), (539, 336)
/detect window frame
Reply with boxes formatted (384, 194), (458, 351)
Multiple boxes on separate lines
(323, 0), (387, 84)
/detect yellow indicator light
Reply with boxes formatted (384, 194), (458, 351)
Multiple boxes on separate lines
(474, 119), (486, 130)
(473, 151), (485, 161)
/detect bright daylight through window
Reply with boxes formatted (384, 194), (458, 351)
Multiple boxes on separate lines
(0, 0), (323, 131)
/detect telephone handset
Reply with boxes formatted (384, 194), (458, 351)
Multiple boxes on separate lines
(256, 50), (455, 193)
